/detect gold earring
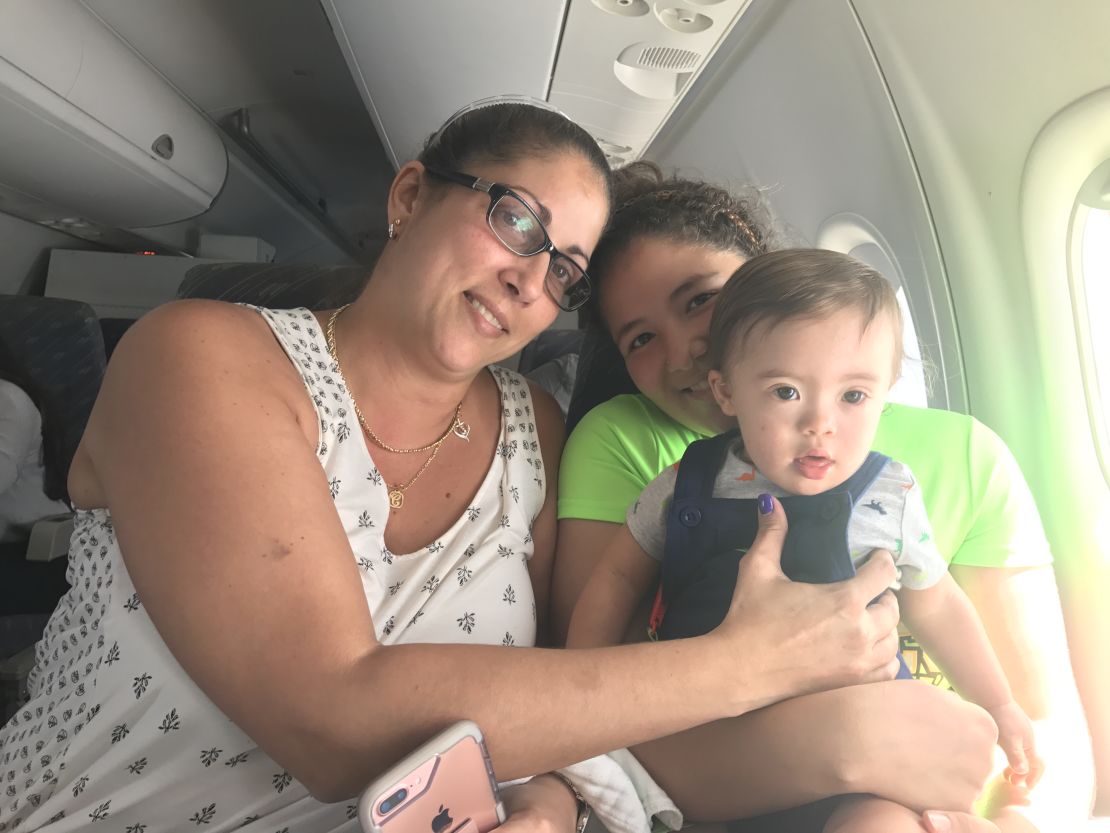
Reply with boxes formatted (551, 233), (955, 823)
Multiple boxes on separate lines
(387, 219), (401, 240)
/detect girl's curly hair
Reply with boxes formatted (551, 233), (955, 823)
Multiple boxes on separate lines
(583, 161), (782, 329)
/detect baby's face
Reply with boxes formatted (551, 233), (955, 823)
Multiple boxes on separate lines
(708, 307), (899, 496)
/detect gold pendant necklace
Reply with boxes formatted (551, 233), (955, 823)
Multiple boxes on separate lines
(325, 304), (471, 508)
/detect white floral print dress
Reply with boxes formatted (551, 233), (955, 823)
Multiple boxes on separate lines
(0, 307), (545, 832)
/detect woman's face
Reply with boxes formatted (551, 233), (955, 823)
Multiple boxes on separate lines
(600, 237), (746, 435)
(386, 150), (609, 376)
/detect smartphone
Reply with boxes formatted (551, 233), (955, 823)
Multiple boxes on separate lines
(358, 720), (506, 833)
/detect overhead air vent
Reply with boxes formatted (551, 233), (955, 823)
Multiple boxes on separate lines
(655, 8), (714, 35)
(633, 45), (702, 70)
(550, 0), (755, 164)
(614, 43), (703, 100)
(592, 0), (650, 17)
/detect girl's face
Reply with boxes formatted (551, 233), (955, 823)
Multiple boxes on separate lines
(600, 237), (746, 435)
(707, 307), (898, 495)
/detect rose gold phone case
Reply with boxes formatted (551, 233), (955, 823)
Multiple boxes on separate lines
(358, 720), (506, 833)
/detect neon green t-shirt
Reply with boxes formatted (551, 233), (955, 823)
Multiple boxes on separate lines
(558, 395), (1052, 570)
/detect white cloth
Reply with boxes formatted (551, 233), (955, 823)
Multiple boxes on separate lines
(559, 752), (682, 833)
(0, 379), (68, 542)
(0, 308), (545, 832)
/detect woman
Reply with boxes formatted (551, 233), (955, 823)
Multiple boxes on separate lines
(553, 162), (1095, 832)
(0, 102), (905, 833)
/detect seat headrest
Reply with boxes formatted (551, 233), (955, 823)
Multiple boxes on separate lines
(178, 262), (370, 310)
(0, 295), (107, 503)
(565, 328), (638, 434)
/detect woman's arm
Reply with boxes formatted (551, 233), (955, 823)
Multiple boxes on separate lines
(567, 525), (660, 648)
(80, 302), (902, 803)
(553, 517), (998, 817)
(950, 563), (1094, 831)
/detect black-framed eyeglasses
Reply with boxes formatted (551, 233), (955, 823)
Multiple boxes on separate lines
(424, 166), (593, 312)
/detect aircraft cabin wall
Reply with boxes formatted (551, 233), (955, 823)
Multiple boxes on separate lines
(653, 0), (1110, 804)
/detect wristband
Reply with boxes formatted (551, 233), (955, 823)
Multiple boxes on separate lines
(549, 771), (591, 833)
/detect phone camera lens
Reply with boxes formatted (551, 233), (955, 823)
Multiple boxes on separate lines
(379, 788), (408, 815)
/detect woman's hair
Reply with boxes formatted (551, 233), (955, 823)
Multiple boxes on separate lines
(418, 100), (611, 201)
(708, 248), (904, 378)
(583, 161), (779, 328)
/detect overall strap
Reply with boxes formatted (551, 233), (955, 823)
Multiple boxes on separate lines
(671, 429), (738, 502)
(660, 430), (739, 606)
(842, 451), (890, 506)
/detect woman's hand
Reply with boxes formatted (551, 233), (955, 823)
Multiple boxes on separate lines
(842, 682), (1000, 813)
(710, 495), (903, 712)
(498, 775), (581, 833)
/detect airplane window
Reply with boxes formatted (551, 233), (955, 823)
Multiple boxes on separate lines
(1077, 205), (1110, 482)
(815, 217), (933, 408)
(847, 242), (929, 408)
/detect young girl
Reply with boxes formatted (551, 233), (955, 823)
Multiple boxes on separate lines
(568, 248), (1040, 831)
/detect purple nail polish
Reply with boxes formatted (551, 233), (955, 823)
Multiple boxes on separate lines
(758, 493), (773, 515)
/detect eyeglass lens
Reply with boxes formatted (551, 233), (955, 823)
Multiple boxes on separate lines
(489, 193), (588, 310)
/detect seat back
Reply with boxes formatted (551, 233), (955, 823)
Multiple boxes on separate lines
(564, 328), (638, 433)
(0, 295), (107, 504)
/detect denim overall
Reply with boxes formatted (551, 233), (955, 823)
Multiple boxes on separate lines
(656, 430), (912, 832)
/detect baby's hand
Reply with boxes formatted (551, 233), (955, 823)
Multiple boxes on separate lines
(989, 701), (1043, 791)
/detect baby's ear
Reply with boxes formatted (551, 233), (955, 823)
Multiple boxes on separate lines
(707, 370), (737, 416)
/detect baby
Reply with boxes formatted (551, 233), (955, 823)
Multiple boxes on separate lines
(569, 249), (1038, 831)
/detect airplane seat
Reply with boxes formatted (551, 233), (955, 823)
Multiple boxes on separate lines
(99, 317), (138, 360)
(516, 329), (586, 419)
(518, 329), (585, 375)
(564, 326), (638, 434)
(0, 296), (104, 713)
(0, 295), (106, 511)
(177, 261), (372, 310)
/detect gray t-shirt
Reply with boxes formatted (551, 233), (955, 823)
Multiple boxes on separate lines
(627, 440), (947, 590)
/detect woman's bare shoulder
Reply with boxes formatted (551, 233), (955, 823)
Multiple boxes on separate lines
(114, 300), (284, 368)
(82, 301), (317, 467)
(105, 301), (313, 407)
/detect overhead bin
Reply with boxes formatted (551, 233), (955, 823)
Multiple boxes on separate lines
(0, 0), (227, 230)
(319, 1), (565, 169)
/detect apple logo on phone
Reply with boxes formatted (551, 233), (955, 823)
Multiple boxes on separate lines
(431, 804), (453, 833)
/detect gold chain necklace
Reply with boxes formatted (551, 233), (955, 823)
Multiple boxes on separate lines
(325, 304), (470, 508)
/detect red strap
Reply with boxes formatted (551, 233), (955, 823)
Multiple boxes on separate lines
(647, 583), (667, 641)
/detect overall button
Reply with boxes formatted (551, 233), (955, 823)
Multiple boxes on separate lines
(679, 507), (702, 527)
